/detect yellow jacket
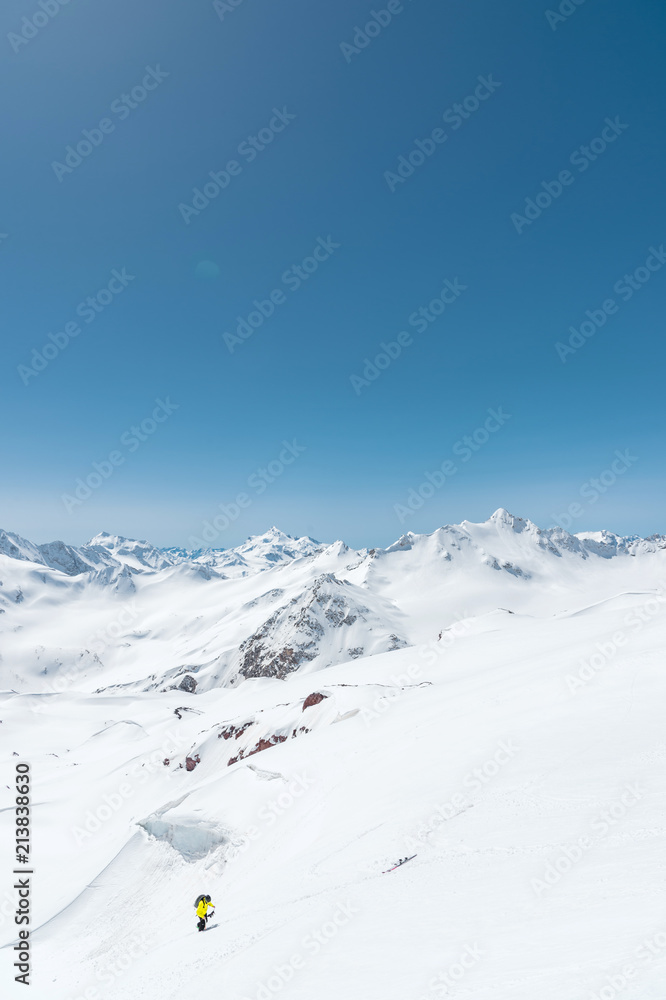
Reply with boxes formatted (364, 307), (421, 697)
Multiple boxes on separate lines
(196, 898), (214, 919)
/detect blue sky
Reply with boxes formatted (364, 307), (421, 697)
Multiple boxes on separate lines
(1, 0), (664, 548)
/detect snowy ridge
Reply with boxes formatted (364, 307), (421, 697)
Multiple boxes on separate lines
(1, 510), (666, 694)
(235, 573), (407, 680)
(2, 510), (664, 582)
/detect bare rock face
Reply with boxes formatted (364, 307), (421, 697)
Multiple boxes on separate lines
(218, 721), (253, 741)
(303, 692), (327, 711)
(179, 674), (197, 693)
(228, 733), (287, 766)
(185, 754), (200, 771)
(237, 574), (407, 681)
(248, 735), (287, 756)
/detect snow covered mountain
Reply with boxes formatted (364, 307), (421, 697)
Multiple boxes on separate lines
(163, 526), (324, 577)
(236, 573), (407, 680)
(1, 510), (665, 695)
(1, 510), (665, 1000)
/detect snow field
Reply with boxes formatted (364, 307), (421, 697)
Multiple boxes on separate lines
(1, 588), (664, 999)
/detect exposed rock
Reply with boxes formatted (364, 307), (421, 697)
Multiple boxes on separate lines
(303, 691), (328, 711)
(178, 674), (197, 693)
(173, 706), (203, 719)
(218, 720), (253, 740)
(237, 574), (407, 680)
(37, 540), (99, 577)
(185, 754), (200, 771)
(248, 735), (287, 757)
(228, 733), (287, 766)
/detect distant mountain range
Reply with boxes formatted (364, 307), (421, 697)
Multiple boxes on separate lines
(1, 511), (665, 695)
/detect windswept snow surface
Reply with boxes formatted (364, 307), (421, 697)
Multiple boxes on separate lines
(1, 512), (665, 999)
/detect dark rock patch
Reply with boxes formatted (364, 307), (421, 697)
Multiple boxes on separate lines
(303, 691), (328, 711)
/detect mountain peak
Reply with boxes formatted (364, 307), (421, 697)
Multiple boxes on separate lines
(235, 528), (324, 568)
(250, 526), (294, 543)
(487, 509), (538, 534)
(489, 507), (514, 521)
(88, 531), (130, 548)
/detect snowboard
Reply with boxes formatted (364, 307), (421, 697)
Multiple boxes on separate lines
(382, 854), (416, 873)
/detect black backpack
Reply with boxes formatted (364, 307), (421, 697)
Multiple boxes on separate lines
(194, 895), (206, 909)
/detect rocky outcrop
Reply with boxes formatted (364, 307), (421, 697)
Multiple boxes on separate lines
(237, 574), (407, 680)
(303, 692), (327, 711)
(218, 721), (253, 741)
(228, 733), (287, 767)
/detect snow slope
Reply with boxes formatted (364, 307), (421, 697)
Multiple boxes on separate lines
(1, 512), (665, 999)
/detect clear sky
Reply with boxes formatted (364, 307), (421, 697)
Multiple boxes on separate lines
(1, 0), (665, 549)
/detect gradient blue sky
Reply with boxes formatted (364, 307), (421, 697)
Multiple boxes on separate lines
(2, 0), (664, 548)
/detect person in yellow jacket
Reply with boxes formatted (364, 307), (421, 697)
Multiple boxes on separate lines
(196, 894), (215, 932)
